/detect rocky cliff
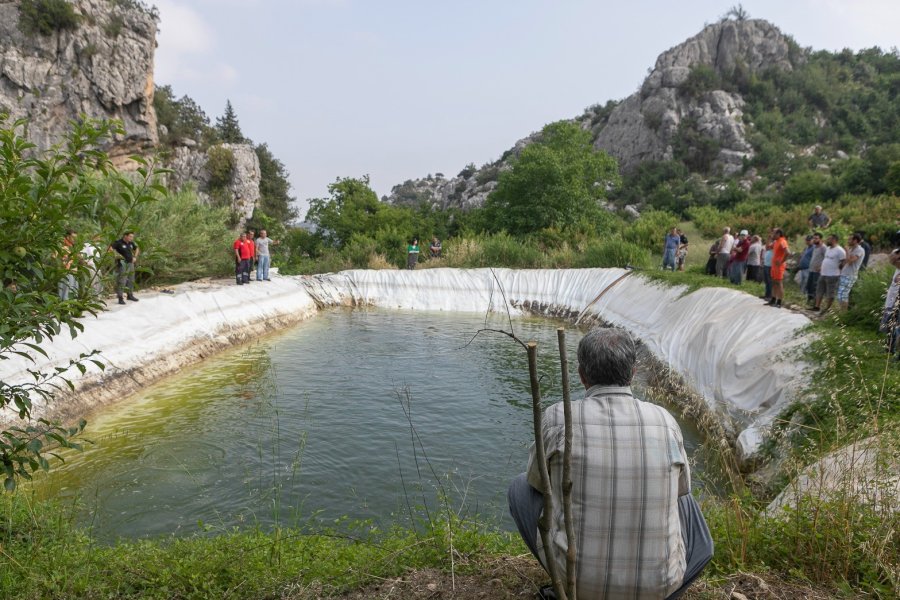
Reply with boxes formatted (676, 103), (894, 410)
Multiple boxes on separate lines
(386, 18), (799, 209)
(1, 0), (262, 222)
(0, 0), (158, 167)
(595, 18), (797, 174)
(168, 143), (261, 222)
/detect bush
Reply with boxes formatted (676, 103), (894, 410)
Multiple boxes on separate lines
(622, 209), (679, 251)
(128, 188), (234, 283)
(574, 238), (652, 269)
(206, 145), (235, 192)
(18, 0), (79, 36)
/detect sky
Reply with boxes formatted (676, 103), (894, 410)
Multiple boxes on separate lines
(152, 0), (900, 219)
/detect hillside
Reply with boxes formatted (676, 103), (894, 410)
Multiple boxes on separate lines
(386, 17), (900, 215)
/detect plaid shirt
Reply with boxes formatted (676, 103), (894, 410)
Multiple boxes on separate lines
(527, 385), (690, 599)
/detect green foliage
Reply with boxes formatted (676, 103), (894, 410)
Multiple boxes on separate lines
(673, 117), (721, 173)
(206, 145), (235, 192)
(215, 100), (246, 144)
(103, 13), (124, 37)
(685, 195), (898, 247)
(622, 209), (680, 251)
(0, 117), (164, 490)
(18, 0), (79, 36)
(126, 188), (235, 282)
(0, 494), (525, 598)
(782, 170), (837, 205)
(680, 65), (721, 97)
(253, 144), (297, 224)
(457, 162), (477, 179)
(482, 121), (620, 236)
(574, 238), (652, 269)
(153, 85), (216, 146)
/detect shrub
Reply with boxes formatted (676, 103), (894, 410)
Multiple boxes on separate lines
(128, 188), (234, 283)
(680, 65), (721, 97)
(18, 0), (80, 36)
(206, 145), (235, 191)
(574, 238), (652, 269)
(103, 14), (124, 37)
(622, 209), (679, 251)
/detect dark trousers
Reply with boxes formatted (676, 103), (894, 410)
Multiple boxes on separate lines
(507, 473), (713, 599)
(763, 266), (772, 298)
(806, 271), (820, 301)
(235, 259), (250, 284)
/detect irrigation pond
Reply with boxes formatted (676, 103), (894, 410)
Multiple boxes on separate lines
(35, 308), (701, 540)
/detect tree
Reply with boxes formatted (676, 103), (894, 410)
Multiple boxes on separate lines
(482, 121), (620, 236)
(153, 85), (215, 146)
(255, 143), (297, 223)
(0, 116), (163, 491)
(215, 100), (246, 144)
(307, 176), (392, 247)
(723, 4), (749, 21)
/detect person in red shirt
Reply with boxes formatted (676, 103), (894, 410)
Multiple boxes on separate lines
(233, 232), (252, 285)
(767, 228), (791, 308)
(246, 229), (256, 283)
(728, 229), (751, 284)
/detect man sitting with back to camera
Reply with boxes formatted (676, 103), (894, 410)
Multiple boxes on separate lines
(508, 327), (713, 599)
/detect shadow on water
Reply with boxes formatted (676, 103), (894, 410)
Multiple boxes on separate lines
(31, 308), (705, 541)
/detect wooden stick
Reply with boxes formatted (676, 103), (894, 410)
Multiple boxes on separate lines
(557, 328), (577, 600)
(573, 268), (634, 325)
(527, 341), (568, 600)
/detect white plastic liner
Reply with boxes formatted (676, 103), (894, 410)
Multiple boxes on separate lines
(1, 268), (812, 459)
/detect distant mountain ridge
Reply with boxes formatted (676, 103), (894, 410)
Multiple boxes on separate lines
(386, 17), (898, 212)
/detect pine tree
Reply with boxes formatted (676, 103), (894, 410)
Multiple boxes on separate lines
(215, 100), (246, 143)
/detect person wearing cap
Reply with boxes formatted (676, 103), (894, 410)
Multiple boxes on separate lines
(728, 230), (751, 285)
(808, 205), (831, 229)
(796, 234), (815, 293)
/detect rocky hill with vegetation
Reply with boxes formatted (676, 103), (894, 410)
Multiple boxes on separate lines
(0, 0), (296, 227)
(386, 14), (899, 227)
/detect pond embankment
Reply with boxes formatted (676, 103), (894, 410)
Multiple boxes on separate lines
(1, 268), (812, 462)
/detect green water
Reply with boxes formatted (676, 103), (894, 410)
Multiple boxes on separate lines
(36, 309), (700, 540)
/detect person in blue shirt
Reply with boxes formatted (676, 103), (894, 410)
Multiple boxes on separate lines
(662, 227), (681, 271)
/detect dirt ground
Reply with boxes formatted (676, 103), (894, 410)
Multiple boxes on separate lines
(278, 555), (841, 599)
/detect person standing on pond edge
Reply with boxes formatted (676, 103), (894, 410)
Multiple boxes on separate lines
(508, 327), (713, 599)
(233, 232), (252, 285)
(767, 228), (790, 308)
(246, 229), (256, 283)
(407, 238), (420, 270)
(662, 227), (680, 271)
(109, 231), (139, 305)
(58, 228), (78, 300)
(255, 229), (279, 281)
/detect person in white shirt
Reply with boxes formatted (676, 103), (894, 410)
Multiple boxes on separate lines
(716, 227), (735, 278)
(813, 234), (846, 313)
(837, 233), (866, 310)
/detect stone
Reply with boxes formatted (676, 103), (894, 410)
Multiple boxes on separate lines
(596, 19), (797, 174)
(766, 436), (900, 515)
(167, 143), (261, 224)
(0, 0), (158, 168)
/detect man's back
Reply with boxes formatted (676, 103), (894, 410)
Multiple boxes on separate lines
(527, 385), (690, 599)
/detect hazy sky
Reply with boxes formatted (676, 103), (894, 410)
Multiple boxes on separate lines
(152, 0), (899, 218)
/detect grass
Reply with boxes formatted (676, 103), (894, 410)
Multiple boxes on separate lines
(0, 493), (525, 599)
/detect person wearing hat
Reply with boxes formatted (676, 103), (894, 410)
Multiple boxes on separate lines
(728, 230), (751, 285)
(808, 205), (831, 229)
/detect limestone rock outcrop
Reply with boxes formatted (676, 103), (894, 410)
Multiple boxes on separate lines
(387, 19), (799, 209)
(595, 19), (798, 174)
(0, 0), (158, 168)
(167, 143), (261, 222)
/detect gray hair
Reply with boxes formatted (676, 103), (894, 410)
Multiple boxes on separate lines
(577, 327), (637, 387)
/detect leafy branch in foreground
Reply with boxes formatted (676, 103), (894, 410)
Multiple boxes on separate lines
(0, 116), (165, 491)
